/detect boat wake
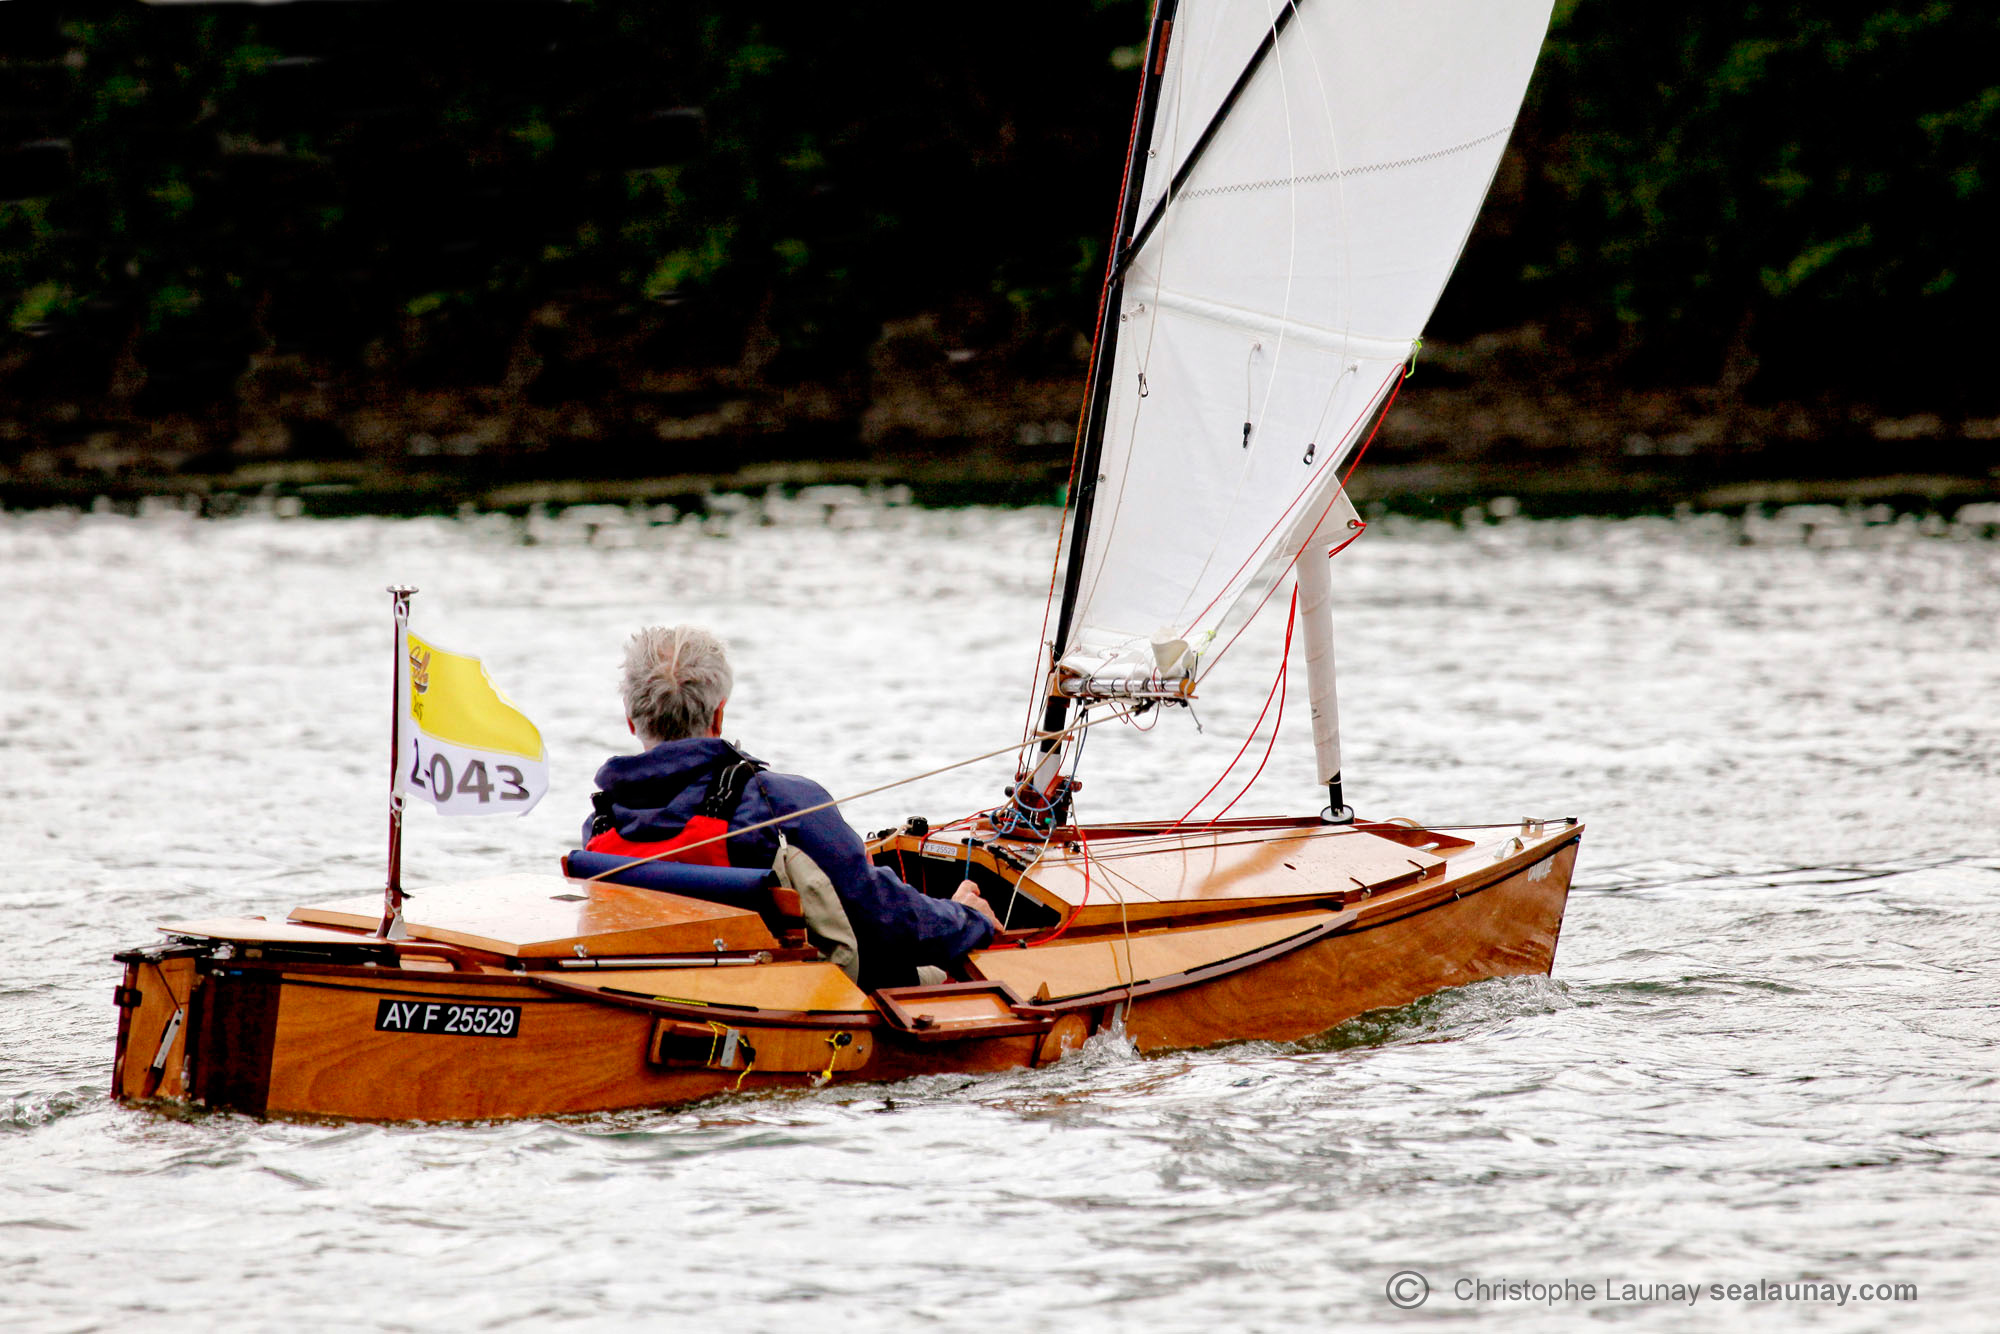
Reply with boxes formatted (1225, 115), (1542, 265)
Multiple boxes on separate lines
(1292, 973), (1576, 1055)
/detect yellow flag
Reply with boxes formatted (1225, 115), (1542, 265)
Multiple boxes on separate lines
(398, 627), (547, 816)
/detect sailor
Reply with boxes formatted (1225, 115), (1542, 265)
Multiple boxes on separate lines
(583, 625), (999, 989)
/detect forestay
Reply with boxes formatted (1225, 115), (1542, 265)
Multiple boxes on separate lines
(1056, 0), (1553, 692)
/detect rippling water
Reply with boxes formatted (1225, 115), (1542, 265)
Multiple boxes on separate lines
(4, 496), (1997, 1331)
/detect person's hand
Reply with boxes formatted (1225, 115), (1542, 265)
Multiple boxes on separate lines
(952, 881), (1002, 930)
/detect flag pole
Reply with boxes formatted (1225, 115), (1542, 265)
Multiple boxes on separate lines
(380, 585), (417, 938)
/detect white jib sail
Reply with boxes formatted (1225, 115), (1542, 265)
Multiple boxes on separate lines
(1057, 0), (1553, 688)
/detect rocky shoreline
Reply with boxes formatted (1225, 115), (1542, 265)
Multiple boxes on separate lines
(4, 325), (1995, 519)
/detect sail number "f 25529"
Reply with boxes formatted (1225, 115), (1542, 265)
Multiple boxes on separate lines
(375, 998), (520, 1037)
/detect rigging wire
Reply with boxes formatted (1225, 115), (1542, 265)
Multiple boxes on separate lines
(574, 709), (1134, 885)
(1020, 819), (1575, 858)
(1062, 6), (1193, 655)
(1017, 721), (1095, 948)
(1207, 611), (1293, 824)
(1018, 30), (1164, 763)
(1023, 0), (1401, 815)
(1041, 1), (1345, 702)
(1171, 586), (1297, 829)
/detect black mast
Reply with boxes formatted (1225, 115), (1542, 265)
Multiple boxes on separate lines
(1042, 0), (1313, 695)
(1114, 0), (1305, 282)
(1036, 0), (1180, 752)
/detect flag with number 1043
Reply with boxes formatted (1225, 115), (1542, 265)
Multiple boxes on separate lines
(397, 626), (548, 816)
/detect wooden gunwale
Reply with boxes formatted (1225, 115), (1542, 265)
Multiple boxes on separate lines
(167, 929), (520, 973)
(1058, 855), (1429, 920)
(526, 973), (883, 1030)
(529, 948), (823, 968)
(981, 817), (1486, 853)
(1346, 829), (1581, 932)
(885, 819), (1466, 875)
(245, 976), (581, 1006)
(169, 932), (824, 973)
(200, 958), (538, 988)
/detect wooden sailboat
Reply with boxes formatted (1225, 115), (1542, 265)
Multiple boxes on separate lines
(111, 0), (1579, 1122)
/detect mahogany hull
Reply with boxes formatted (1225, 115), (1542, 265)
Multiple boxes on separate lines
(1125, 836), (1575, 1051)
(110, 827), (1579, 1122)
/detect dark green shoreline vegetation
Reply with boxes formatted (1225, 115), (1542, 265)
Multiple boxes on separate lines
(2, 3), (1995, 515)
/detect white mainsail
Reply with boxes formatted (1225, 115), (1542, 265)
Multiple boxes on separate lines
(1055, 0), (1553, 690)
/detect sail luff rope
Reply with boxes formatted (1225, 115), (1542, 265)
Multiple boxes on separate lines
(1072, 0), (1326, 660)
(574, 709), (1136, 885)
(1018, 15), (1166, 760)
(1059, 4), (1192, 661)
(1047, 0), (1180, 671)
(1259, 0), (1301, 437)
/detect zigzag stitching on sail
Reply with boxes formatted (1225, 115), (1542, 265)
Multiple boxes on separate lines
(1175, 124), (1512, 202)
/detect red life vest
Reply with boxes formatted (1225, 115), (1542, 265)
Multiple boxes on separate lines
(584, 756), (764, 869)
(585, 815), (732, 867)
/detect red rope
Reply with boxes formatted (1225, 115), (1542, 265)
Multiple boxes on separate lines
(1325, 519), (1367, 560)
(1023, 818), (1091, 948)
(1170, 585), (1298, 829)
(1209, 632), (1290, 824)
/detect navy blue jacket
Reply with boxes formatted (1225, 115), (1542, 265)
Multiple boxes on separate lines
(584, 738), (992, 987)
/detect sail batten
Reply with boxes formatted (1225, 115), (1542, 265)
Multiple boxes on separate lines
(1175, 123), (1517, 202)
(1149, 288), (1413, 360)
(1118, 0), (1309, 279)
(1048, 0), (1554, 692)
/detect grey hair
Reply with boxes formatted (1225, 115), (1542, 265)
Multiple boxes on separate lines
(621, 626), (733, 745)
